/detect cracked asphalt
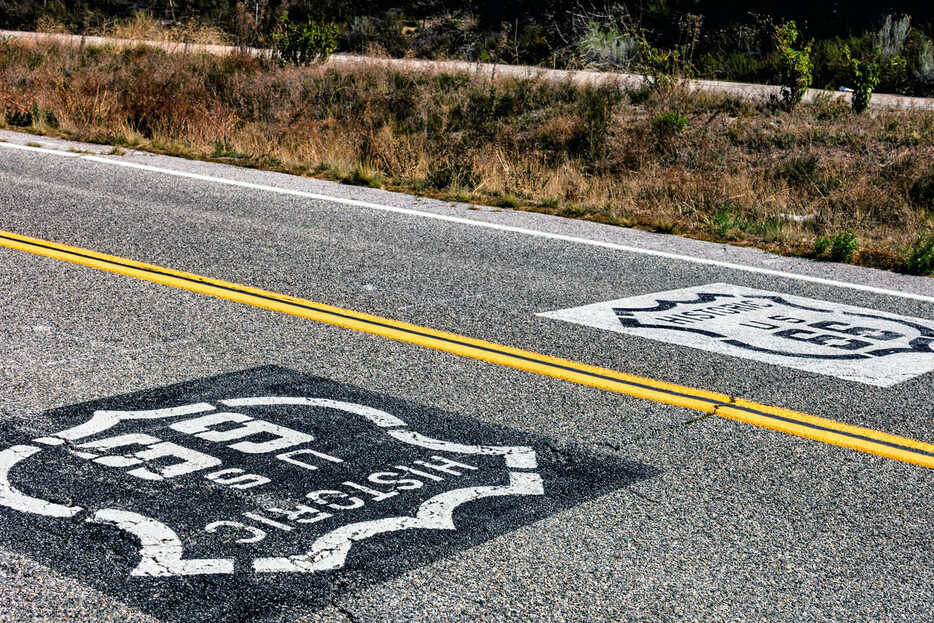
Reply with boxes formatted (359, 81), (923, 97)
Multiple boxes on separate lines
(1, 129), (934, 622)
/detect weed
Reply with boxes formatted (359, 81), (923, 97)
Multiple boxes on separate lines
(773, 153), (820, 184)
(577, 85), (622, 163)
(711, 208), (742, 239)
(109, 145), (126, 155)
(750, 216), (787, 242)
(651, 111), (688, 135)
(25, 141), (42, 148)
(814, 231), (859, 262)
(901, 232), (934, 275)
(212, 142), (246, 159)
(346, 164), (383, 188)
(426, 161), (477, 190)
(495, 194), (521, 209)
(540, 197), (561, 209)
(651, 220), (681, 234)
(811, 92), (850, 120)
(908, 174), (934, 208)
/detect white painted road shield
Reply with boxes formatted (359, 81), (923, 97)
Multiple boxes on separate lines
(539, 283), (934, 387)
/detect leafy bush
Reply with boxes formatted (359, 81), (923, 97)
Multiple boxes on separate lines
(774, 21), (813, 109)
(845, 44), (881, 114)
(270, 14), (338, 66)
(901, 232), (934, 275)
(636, 30), (693, 89)
(814, 231), (859, 262)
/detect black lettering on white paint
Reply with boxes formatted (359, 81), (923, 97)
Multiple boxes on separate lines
(540, 283), (934, 387)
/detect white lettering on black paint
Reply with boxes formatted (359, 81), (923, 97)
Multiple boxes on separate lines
(0, 397), (544, 577)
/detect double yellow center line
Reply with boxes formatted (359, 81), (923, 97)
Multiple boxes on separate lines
(3, 228), (934, 469)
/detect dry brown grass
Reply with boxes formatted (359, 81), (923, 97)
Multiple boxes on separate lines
(35, 12), (231, 46)
(1, 39), (933, 273)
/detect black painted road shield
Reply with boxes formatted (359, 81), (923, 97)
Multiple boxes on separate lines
(0, 366), (656, 621)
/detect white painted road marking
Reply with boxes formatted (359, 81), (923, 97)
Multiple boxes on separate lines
(252, 470), (543, 573)
(0, 445), (83, 517)
(1, 139), (932, 304)
(88, 509), (235, 576)
(540, 283), (934, 387)
(0, 395), (545, 576)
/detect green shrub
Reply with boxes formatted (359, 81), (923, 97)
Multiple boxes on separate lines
(774, 21), (813, 109)
(636, 29), (693, 89)
(829, 232), (859, 262)
(901, 232), (934, 275)
(651, 111), (688, 135)
(270, 13), (338, 66)
(814, 231), (859, 262)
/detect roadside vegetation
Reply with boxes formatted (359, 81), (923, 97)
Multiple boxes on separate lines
(4, 2), (934, 98)
(2, 39), (933, 274)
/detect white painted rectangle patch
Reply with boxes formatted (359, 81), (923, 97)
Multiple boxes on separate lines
(539, 283), (934, 387)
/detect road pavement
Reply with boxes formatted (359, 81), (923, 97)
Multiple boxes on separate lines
(1, 129), (934, 622)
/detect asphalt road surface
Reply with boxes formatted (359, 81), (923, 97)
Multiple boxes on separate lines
(2, 129), (934, 622)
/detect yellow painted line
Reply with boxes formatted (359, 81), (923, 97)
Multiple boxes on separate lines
(3, 228), (934, 469)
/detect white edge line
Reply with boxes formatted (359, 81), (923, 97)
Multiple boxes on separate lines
(2, 140), (933, 304)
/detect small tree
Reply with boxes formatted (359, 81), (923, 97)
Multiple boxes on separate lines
(271, 13), (338, 66)
(846, 45), (880, 114)
(774, 21), (812, 109)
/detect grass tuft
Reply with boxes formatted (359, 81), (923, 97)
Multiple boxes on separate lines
(814, 231), (860, 263)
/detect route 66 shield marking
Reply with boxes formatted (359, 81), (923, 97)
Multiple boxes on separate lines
(540, 283), (934, 387)
(0, 367), (652, 621)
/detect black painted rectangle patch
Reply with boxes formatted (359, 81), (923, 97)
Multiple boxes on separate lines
(0, 366), (656, 621)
